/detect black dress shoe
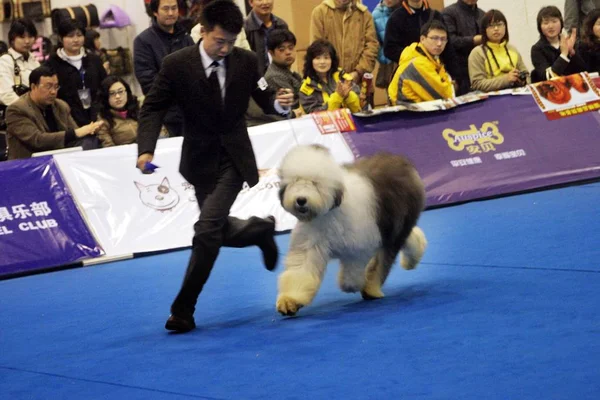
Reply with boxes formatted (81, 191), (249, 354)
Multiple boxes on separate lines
(165, 314), (196, 333)
(258, 216), (279, 271)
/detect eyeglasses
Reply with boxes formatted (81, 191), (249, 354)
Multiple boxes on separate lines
(109, 88), (127, 98)
(41, 84), (60, 91)
(427, 36), (448, 43)
(488, 22), (506, 29)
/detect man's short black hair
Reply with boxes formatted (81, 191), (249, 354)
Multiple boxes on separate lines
(8, 18), (38, 47)
(420, 20), (447, 37)
(200, 0), (243, 35)
(29, 66), (57, 86)
(57, 19), (85, 38)
(267, 29), (297, 51)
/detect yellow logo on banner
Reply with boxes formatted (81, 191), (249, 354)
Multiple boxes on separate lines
(442, 122), (504, 154)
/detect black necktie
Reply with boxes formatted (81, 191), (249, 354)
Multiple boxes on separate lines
(208, 61), (222, 109)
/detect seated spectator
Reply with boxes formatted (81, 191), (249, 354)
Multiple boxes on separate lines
(372, 0), (402, 89)
(96, 76), (139, 147)
(299, 39), (362, 114)
(5, 66), (102, 160)
(0, 19), (40, 108)
(442, 0), (485, 95)
(388, 20), (453, 103)
(531, 6), (585, 83)
(244, 0), (288, 74)
(84, 29), (110, 74)
(264, 29), (304, 118)
(468, 10), (528, 92)
(190, 0), (251, 49)
(45, 19), (107, 150)
(577, 9), (600, 74)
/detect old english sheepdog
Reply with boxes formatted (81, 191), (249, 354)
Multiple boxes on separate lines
(276, 145), (427, 316)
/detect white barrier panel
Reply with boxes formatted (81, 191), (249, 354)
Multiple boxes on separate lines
(55, 117), (355, 258)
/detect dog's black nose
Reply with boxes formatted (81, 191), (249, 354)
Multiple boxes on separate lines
(296, 197), (307, 206)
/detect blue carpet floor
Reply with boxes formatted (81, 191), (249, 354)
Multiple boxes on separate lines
(1, 183), (599, 399)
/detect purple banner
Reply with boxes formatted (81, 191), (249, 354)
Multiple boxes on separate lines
(0, 156), (103, 278)
(347, 94), (600, 207)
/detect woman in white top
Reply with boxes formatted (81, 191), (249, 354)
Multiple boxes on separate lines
(0, 19), (40, 106)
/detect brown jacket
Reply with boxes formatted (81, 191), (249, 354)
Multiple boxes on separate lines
(310, 0), (379, 75)
(6, 94), (78, 160)
(98, 110), (138, 147)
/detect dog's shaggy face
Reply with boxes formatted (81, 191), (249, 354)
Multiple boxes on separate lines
(278, 145), (344, 222)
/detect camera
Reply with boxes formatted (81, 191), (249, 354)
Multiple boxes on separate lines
(518, 71), (528, 81)
(13, 84), (30, 96)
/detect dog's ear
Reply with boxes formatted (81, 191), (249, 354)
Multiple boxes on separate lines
(278, 184), (287, 203)
(333, 188), (343, 209)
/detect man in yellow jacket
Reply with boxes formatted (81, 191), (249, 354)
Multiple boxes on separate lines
(388, 20), (454, 103)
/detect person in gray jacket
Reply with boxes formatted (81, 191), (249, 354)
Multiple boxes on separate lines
(133, 0), (194, 137)
(564, 0), (600, 36)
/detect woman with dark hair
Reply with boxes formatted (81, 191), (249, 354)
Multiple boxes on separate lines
(45, 19), (107, 142)
(96, 76), (139, 147)
(577, 9), (600, 74)
(84, 29), (110, 74)
(530, 6), (585, 83)
(0, 18), (40, 107)
(299, 39), (362, 114)
(467, 9), (528, 92)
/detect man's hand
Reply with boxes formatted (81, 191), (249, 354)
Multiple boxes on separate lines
(74, 120), (104, 138)
(137, 153), (154, 171)
(276, 88), (294, 108)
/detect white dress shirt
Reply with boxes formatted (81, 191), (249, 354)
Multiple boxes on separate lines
(197, 42), (289, 114)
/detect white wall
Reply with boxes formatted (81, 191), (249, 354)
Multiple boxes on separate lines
(444, 0), (565, 71)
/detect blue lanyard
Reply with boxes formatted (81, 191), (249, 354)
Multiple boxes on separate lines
(79, 69), (86, 89)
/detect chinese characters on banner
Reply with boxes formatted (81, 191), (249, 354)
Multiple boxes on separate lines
(0, 156), (103, 278)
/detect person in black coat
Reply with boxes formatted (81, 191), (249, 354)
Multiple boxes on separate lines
(530, 6), (585, 83)
(442, 0), (485, 95)
(133, 0), (195, 137)
(44, 19), (106, 134)
(136, 0), (294, 333)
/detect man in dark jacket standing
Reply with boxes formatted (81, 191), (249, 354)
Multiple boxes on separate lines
(244, 0), (288, 74)
(136, 0), (294, 333)
(134, 0), (194, 137)
(442, 0), (485, 95)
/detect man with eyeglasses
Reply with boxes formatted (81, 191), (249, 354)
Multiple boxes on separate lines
(388, 20), (453, 104)
(5, 66), (102, 160)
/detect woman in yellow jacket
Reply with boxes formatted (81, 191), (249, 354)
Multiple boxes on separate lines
(299, 39), (362, 114)
(468, 10), (529, 92)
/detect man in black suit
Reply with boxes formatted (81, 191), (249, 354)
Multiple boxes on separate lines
(136, 0), (294, 333)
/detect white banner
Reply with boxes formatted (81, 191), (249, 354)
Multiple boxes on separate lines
(54, 117), (355, 258)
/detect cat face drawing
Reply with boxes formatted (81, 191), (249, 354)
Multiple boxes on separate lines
(134, 177), (180, 211)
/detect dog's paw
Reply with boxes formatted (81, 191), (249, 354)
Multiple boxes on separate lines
(361, 283), (385, 300)
(276, 295), (303, 316)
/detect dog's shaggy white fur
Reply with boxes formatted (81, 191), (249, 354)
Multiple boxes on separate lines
(276, 145), (427, 316)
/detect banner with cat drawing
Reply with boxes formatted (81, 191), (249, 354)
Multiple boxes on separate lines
(54, 117), (355, 259)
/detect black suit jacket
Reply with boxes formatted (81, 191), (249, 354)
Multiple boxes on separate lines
(137, 45), (279, 190)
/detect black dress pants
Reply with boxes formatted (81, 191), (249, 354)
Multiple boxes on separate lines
(171, 151), (271, 317)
